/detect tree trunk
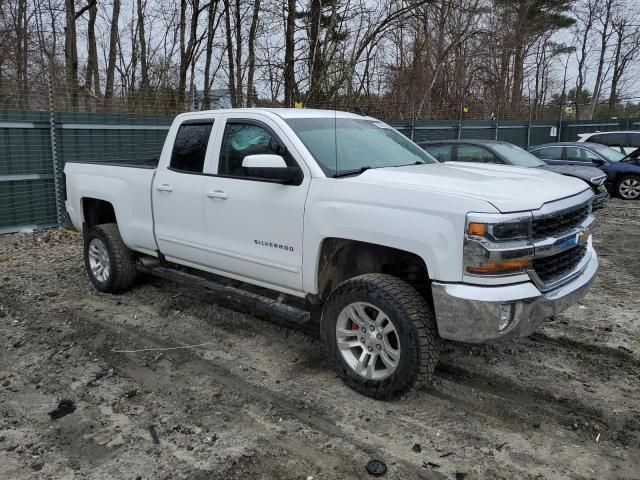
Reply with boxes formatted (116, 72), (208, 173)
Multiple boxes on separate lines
(223, 0), (237, 107)
(203, 0), (220, 109)
(234, 0), (243, 106)
(85, 0), (100, 96)
(16, 0), (28, 108)
(307, 0), (323, 106)
(246, 0), (261, 107)
(65, 0), (79, 108)
(283, 0), (296, 106)
(104, 0), (121, 103)
(137, 0), (149, 91)
(588, 0), (613, 120)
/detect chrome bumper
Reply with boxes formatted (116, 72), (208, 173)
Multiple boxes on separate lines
(431, 245), (598, 343)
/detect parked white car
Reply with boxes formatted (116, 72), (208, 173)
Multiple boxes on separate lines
(64, 108), (598, 398)
(577, 130), (640, 154)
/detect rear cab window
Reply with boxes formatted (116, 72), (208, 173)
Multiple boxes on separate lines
(169, 120), (214, 173)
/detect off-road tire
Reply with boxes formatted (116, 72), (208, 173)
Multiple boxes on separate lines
(615, 174), (640, 200)
(321, 273), (439, 399)
(84, 223), (137, 293)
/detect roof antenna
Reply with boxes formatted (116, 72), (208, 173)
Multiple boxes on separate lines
(351, 106), (365, 116)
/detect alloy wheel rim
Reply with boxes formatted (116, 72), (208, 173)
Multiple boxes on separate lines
(620, 179), (640, 199)
(335, 302), (401, 380)
(88, 238), (111, 282)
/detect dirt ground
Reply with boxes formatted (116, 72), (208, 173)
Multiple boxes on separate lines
(1, 199), (639, 480)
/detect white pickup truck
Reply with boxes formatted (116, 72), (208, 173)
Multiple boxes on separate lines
(65, 108), (598, 398)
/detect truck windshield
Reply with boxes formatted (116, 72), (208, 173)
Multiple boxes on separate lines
(285, 118), (436, 177)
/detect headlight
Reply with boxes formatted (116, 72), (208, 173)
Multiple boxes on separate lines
(467, 221), (531, 242)
(464, 213), (533, 276)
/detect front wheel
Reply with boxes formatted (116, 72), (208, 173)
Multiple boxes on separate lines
(321, 274), (439, 399)
(616, 175), (640, 200)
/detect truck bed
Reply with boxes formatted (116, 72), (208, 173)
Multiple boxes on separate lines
(64, 161), (158, 256)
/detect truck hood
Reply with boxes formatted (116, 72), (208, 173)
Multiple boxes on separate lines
(351, 162), (589, 213)
(540, 164), (605, 185)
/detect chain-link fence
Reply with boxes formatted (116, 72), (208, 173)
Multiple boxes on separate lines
(2, 74), (639, 233)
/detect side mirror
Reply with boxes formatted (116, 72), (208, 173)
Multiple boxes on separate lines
(241, 154), (302, 185)
(591, 158), (606, 166)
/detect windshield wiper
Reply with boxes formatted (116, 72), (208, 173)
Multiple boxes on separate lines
(332, 166), (372, 178)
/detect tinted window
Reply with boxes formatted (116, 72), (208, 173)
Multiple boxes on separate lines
(589, 133), (626, 148)
(422, 144), (452, 162)
(170, 121), (213, 173)
(457, 145), (496, 163)
(532, 147), (562, 160)
(629, 133), (640, 148)
(566, 147), (601, 162)
(218, 122), (283, 177)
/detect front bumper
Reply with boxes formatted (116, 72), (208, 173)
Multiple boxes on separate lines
(593, 188), (609, 210)
(431, 245), (598, 343)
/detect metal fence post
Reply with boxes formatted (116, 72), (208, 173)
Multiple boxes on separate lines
(410, 104), (415, 141)
(47, 70), (64, 227)
(457, 104), (463, 140)
(557, 104), (564, 142)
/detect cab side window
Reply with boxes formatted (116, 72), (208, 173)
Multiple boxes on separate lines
(457, 145), (496, 163)
(169, 121), (214, 173)
(218, 122), (287, 177)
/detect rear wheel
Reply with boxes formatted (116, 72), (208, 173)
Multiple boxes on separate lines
(616, 175), (640, 200)
(84, 223), (137, 293)
(321, 274), (439, 399)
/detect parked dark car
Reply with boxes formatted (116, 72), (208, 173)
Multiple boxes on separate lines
(529, 142), (640, 200)
(418, 139), (608, 209)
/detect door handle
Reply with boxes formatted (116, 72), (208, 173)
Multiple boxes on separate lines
(207, 190), (228, 200)
(156, 184), (173, 192)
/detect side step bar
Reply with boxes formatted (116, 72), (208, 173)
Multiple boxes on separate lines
(144, 266), (311, 325)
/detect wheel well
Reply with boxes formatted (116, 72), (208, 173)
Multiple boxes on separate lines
(82, 198), (116, 227)
(316, 238), (430, 303)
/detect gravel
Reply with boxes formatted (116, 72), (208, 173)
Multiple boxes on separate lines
(0, 199), (639, 479)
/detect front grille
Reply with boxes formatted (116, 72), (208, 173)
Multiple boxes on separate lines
(532, 203), (590, 238)
(533, 244), (587, 283)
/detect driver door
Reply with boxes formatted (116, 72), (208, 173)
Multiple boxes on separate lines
(202, 114), (310, 294)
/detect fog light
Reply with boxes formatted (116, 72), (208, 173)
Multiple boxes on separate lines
(498, 304), (514, 332)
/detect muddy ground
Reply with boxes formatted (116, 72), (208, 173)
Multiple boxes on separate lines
(1, 199), (639, 480)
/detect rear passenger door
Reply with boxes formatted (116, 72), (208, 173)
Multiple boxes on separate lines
(153, 119), (216, 266)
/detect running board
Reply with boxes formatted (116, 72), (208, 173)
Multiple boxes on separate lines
(144, 266), (311, 325)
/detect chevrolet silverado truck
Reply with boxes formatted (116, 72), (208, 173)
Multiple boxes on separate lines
(64, 109), (598, 398)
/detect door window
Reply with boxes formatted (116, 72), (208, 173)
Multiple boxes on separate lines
(628, 133), (640, 148)
(565, 147), (601, 162)
(589, 133), (626, 149)
(456, 145), (496, 163)
(422, 144), (453, 162)
(531, 147), (562, 159)
(218, 122), (288, 177)
(169, 121), (214, 173)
